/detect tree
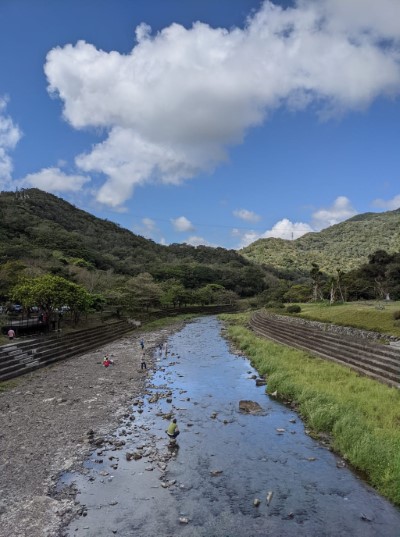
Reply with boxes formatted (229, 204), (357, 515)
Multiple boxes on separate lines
(160, 280), (189, 308)
(284, 284), (311, 303)
(123, 273), (162, 311)
(12, 274), (93, 324)
(310, 263), (324, 301)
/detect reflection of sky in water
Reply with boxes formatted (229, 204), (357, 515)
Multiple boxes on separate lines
(64, 317), (400, 537)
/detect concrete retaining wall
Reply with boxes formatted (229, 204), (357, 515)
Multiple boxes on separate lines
(250, 311), (400, 388)
(0, 320), (134, 381)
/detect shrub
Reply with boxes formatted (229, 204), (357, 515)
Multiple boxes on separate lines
(286, 304), (301, 314)
(392, 310), (400, 320)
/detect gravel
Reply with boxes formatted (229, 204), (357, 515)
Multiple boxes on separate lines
(0, 324), (180, 537)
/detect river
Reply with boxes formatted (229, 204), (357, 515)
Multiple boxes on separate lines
(61, 316), (400, 537)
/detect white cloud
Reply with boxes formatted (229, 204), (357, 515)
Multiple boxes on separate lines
(236, 195), (357, 248)
(19, 167), (90, 193)
(0, 97), (22, 187)
(44, 1), (400, 207)
(142, 217), (156, 231)
(373, 194), (400, 210)
(236, 218), (313, 248)
(171, 216), (195, 232)
(309, 0), (400, 42)
(186, 235), (215, 247)
(132, 217), (159, 239)
(233, 208), (261, 222)
(312, 196), (357, 229)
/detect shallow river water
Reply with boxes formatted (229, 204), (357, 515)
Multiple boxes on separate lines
(62, 317), (400, 537)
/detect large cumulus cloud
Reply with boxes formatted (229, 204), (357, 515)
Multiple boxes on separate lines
(44, 0), (400, 207)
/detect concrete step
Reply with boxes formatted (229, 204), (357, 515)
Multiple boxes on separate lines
(251, 323), (398, 388)
(255, 314), (400, 364)
(0, 321), (134, 381)
(251, 317), (400, 376)
(250, 313), (400, 388)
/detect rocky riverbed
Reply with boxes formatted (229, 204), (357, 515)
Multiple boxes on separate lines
(0, 323), (180, 537)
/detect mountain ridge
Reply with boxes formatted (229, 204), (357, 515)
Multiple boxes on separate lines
(240, 208), (400, 274)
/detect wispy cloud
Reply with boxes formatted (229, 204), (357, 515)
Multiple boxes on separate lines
(372, 194), (400, 210)
(132, 217), (160, 240)
(19, 167), (90, 193)
(0, 97), (22, 188)
(233, 208), (261, 222)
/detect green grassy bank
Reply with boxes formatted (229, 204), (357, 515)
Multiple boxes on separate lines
(295, 301), (400, 338)
(221, 313), (400, 506)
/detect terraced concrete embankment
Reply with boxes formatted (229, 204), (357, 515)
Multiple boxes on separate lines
(250, 311), (400, 388)
(0, 320), (134, 381)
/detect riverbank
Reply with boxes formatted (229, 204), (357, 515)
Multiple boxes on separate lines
(0, 319), (185, 537)
(221, 313), (400, 506)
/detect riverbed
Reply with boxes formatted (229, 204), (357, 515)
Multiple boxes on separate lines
(61, 316), (400, 537)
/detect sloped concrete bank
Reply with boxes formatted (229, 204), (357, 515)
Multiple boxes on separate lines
(260, 311), (399, 343)
(250, 311), (400, 387)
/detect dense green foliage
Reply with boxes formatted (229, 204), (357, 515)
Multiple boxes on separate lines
(1, 189), (400, 311)
(0, 189), (271, 309)
(241, 209), (400, 275)
(222, 313), (400, 505)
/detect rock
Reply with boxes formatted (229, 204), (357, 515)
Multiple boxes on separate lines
(276, 428), (285, 433)
(239, 400), (263, 414)
(210, 470), (223, 476)
(270, 390), (278, 397)
(93, 437), (105, 447)
(179, 517), (189, 524)
(253, 498), (261, 507)
(126, 451), (142, 461)
(266, 491), (273, 505)
(210, 412), (218, 419)
(307, 457), (317, 461)
(361, 513), (373, 522)
(255, 378), (266, 386)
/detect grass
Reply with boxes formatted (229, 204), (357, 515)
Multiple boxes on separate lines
(140, 313), (199, 332)
(292, 301), (400, 338)
(220, 312), (400, 506)
(0, 378), (20, 393)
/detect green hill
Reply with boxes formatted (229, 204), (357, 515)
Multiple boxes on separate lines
(240, 209), (400, 275)
(0, 188), (266, 299)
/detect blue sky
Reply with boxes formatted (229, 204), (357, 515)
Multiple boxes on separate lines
(1, 0), (399, 249)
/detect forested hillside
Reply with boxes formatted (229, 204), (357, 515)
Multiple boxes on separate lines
(1, 188), (400, 311)
(0, 189), (270, 304)
(241, 210), (400, 275)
